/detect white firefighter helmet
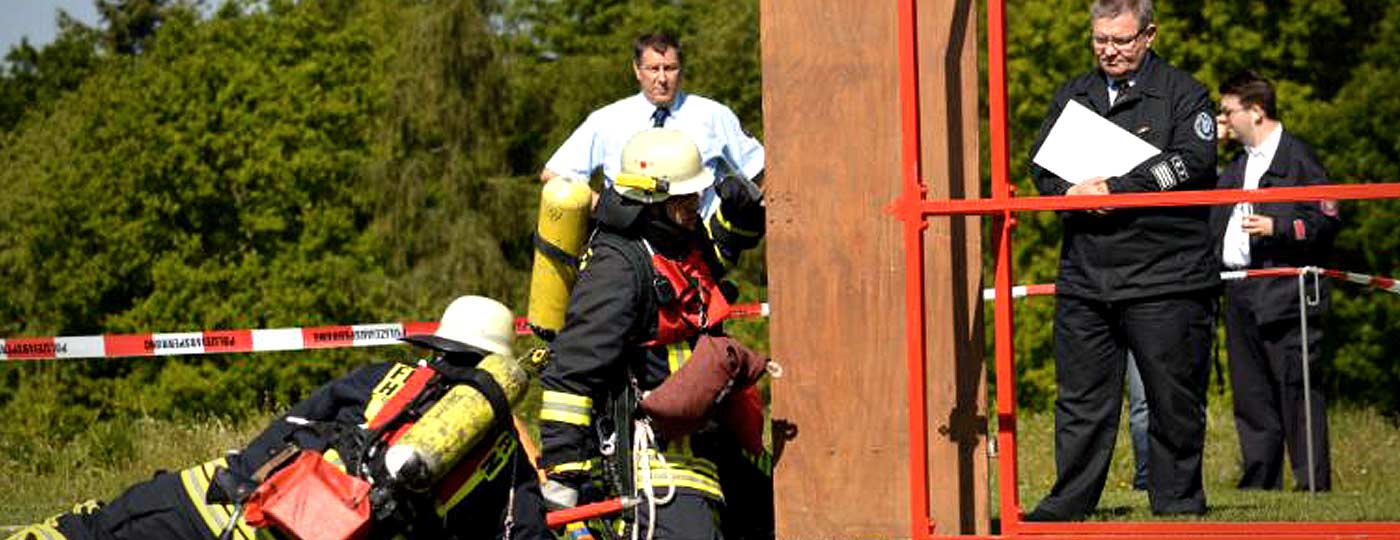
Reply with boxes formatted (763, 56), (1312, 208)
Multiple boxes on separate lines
(613, 128), (714, 204)
(401, 295), (514, 356)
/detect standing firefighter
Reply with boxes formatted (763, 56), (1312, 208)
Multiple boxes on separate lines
(6, 296), (547, 540)
(540, 128), (763, 540)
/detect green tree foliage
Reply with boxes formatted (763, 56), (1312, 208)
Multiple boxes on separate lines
(0, 0), (536, 447)
(1000, 0), (1400, 413)
(0, 0), (768, 459)
(97, 0), (171, 55)
(1301, 4), (1400, 416)
(0, 14), (101, 133)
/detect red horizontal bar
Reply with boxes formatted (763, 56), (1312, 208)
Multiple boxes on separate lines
(1005, 520), (1400, 539)
(920, 183), (1400, 216)
(936, 534), (1400, 540)
(545, 498), (631, 528)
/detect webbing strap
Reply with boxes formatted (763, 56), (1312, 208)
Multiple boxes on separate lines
(534, 232), (580, 269)
(463, 368), (512, 433)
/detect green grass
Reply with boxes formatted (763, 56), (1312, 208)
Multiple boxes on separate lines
(4, 393), (1399, 528)
(0, 413), (272, 527)
(1006, 397), (1400, 521)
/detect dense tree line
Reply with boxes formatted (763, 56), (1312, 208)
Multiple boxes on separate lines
(0, 0), (1397, 466)
(0, 0), (763, 465)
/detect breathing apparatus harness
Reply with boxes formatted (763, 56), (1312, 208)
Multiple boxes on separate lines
(206, 353), (516, 540)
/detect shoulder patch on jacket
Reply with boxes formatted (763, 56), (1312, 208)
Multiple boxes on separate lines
(1194, 111), (1215, 142)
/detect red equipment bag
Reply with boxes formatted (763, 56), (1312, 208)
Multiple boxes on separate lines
(242, 450), (371, 540)
(718, 384), (766, 456)
(639, 335), (769, 441)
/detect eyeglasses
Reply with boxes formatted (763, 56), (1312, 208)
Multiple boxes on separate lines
(1092, 25), (1151, 49)
(637, 64), (681, 75)
(1218, 106), (1246, 116)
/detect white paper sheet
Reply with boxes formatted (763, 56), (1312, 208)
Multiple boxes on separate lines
(1032, 99), (1161, 185)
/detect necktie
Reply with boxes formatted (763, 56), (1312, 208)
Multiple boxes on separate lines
(651, 105), (670, 127)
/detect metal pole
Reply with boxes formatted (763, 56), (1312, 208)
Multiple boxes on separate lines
(895, 0), (931, 536)
(986, 0), (1023, 531)
(1298, 268), (1316, 496)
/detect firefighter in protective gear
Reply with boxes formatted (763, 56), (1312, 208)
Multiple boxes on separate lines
(5, 296), (546, 540)
(540, 128), (766, 540)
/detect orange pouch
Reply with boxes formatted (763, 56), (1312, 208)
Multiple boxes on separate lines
(242, 450), (371, 540)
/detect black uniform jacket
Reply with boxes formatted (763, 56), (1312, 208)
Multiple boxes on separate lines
(1030, 52), (1221, 301)
(1210, 130), (1340, 325)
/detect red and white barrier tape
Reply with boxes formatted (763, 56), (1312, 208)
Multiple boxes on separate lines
(981, 267), (1400, 300)
(0, 303), (772, 362)
(5, 267), (1391, 362)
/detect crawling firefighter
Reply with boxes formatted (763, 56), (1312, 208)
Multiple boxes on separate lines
(537, 129), (771, 540)
(5, 296), (547, 540)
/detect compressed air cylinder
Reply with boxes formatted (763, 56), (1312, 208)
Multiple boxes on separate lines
(383, 354), (532, 490)
(527, 177), (593, 335)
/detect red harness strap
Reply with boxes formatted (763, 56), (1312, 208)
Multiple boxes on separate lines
(643, 247), (732, 347)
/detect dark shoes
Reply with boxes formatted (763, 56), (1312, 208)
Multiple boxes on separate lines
(1022, 506), (1085, 522)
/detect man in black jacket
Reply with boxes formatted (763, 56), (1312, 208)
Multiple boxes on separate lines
(1026, 0), (1219, 521)
(1213, 70), (1340, 492)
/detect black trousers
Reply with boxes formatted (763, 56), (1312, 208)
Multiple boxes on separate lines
(1034, 291), (1214, 518)
(631, 492), (724, 540)
(48, 471), (215, 540)
(1224, 285), (1331, 491)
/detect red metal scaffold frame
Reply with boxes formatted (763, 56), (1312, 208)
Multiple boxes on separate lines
(892, 1), (1400, 539)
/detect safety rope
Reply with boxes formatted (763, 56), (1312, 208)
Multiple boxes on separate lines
(629, 418), (675, 540)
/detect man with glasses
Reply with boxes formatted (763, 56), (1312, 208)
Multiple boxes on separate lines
(541, 32), (765, 223)
(1025, 0), (1220, 521)
(1212, 70), (1338, 493)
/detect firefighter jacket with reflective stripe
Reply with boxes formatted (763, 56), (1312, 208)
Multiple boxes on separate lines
(540, 227), (732, 500)
(229, 361), (540, 540)
(9, 361), (543, 540)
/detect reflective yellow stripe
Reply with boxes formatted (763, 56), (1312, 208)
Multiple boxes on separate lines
(364, 363), (417, 423)
(662, 345), (695, 457)
(665, 343), (690, 372)
(541, 391), (593, 426)
(546, 459), (596, 474)
(714, 207), (761, 237)
(4, 524), (66, 540)
(178, 459), (257, 540)
(543, 390), (592, 409)
(635, 451), (722, 499)
(437, 432), (516, 515)
(540, 408), (591, 425)
(708, 240), (736, 270)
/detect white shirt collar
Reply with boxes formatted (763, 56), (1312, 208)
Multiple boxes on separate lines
(1246, 123), (1283, 161)
(641, 91), (686, 113)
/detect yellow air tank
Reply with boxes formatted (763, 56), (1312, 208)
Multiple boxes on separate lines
(384, 353), (542, 490)
(527, 177), (592, 336)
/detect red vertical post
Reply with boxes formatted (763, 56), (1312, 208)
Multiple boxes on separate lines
(896, 0), (930, 538)
(986, 0), (1023, 533)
